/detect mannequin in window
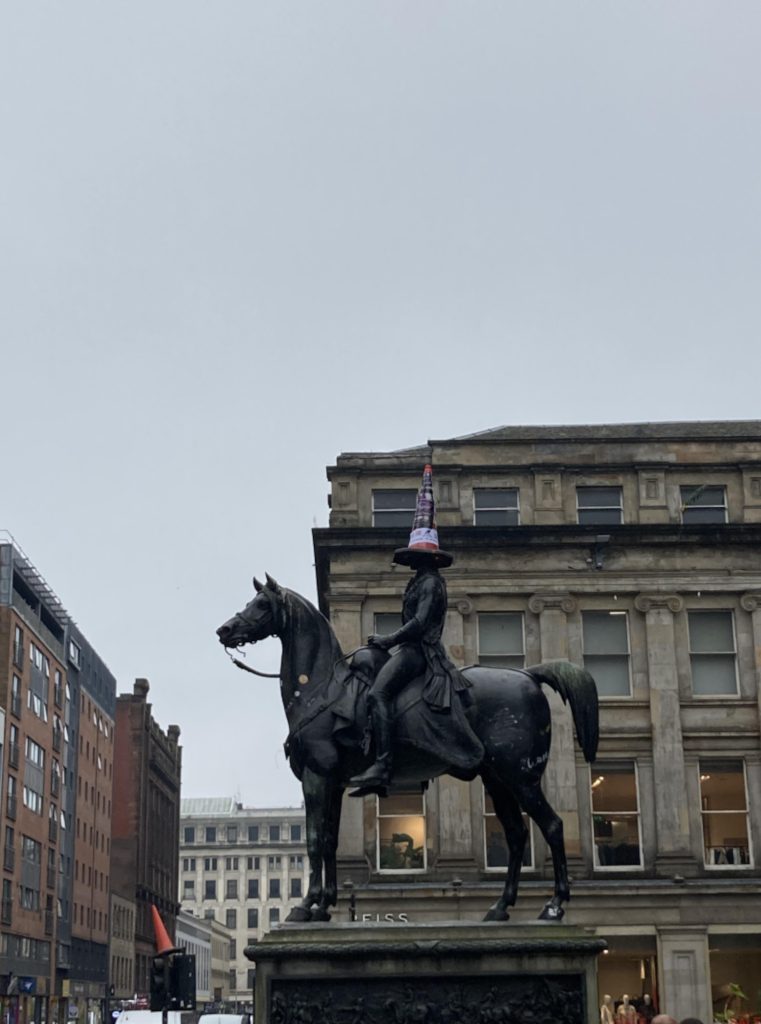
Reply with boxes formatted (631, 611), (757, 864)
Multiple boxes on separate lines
(601, 995), (615, 1024)
(640, 994), (656, 1022)
(618, 995), (636, 1023)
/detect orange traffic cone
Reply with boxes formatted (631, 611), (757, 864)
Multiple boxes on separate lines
(151, 905), (179, 956)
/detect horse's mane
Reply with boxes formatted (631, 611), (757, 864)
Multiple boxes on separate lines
(281, 587), (349, 689)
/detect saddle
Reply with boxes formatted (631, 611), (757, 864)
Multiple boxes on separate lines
(330, 647), (485, 778)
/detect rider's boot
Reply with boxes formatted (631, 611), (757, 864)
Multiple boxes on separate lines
(349, 698), (392, 797)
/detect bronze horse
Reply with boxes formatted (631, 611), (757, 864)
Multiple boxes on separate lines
(217, 575), (598, 922)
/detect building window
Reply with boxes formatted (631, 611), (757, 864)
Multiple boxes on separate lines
(229, 969), (236, 992)
(204, 857), (217, 871)
(247, 908), (258, 928)
(247, 856), (259, 870)
(182, 880), (195, 899)
(372, 489), (417, 527)
(248, 825), (259, 843)
(204, 880), (216, 900)
(290, 878), (303, 899)
(590, 761), (642, 869)
(226, 879), (238, 899)
(483, 789), (533, 870)
(374, 613), (403, 637)
(473, 488), (520, 526)
(183, 827), (195, 844)
(247, 969), (255, 990)
(226, 908), (237, 929)
(700, 760), (752, 868)
(477, 613), (524, 669)
(582, 612), (631, 697)
(268, 907), (280, 925)
(268, 878), (280, 899)
(205, 826), (216, 843)
(225, 857), (239, 870)
(289, 855), (303, 869)
(269, 825), (280, 842)
(268, 856), (281, 868)
(68, 640), (81, 668)
(227, 825), (238, 843)
(376, 792), (426, 872)
(290, 824), (302, 843)
(681, 485), (727, 524)
(688, 611), (738, 696)
(247, 879), (259, 899)
(576, 486), (623, 526)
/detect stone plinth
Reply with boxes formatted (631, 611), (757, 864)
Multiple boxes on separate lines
(246, 921), (606, 1023)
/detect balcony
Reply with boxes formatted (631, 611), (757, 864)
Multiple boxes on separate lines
(1, 899), (11, 926)
(8, 743), (19, 770)
(6, 796), (17, 821)
(3, 846), (14, 872)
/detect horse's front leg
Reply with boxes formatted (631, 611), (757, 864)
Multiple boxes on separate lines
(315, 777), (344, 919)
(286, 767), (327, 923)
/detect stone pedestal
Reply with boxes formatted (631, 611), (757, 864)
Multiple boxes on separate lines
(247, 921), (606, 1023)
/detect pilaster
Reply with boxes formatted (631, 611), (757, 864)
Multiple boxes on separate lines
(634, 594), (693, 875)
(740, 592), (761, 735)
(656, 926), (712, 1023)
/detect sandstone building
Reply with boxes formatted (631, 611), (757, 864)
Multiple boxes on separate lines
(312, 420), (761, 1023)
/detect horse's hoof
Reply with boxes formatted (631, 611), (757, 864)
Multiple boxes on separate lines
(483, 906), (509, 922)
(285, 906), (313, 923)
(538, 902), (564, 921)
(310, 907), (331, 922)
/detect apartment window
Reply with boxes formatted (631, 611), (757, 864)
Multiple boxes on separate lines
(204, 880), (216, 900)
(681, 485), (727, 524)
(268, 907), (280, 925)
(10, 675), (21, 717)
(183, 827), (195, 844)
(247, 879), (259, 899)
(473, 488), (519, 526)
(247, 908), (258, 929)
(582, 612), (631, 697)
(483, 789), (533, 869)
(290, 824), (302, 843)
(590, 761), (642, 869)
(68, 640), (81, 668)
(248, 825), (259, 843)
(225, 908), (237, 929)
(688, 611), (738, 696)
(226, 879), (238, 899)
(700, 760), (751, 868)
(290, 878), (302, 899)
(477, 613), (524, 669)
(576, 486), (623, 525)
(13, 626), (24, 668)
(269, 825), (280, 842)
(377, 792), (426, 872)
(227, 825), (238, 843)
(372, 489), (417, 527)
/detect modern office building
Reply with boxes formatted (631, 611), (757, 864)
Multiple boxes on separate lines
(179, 798), (308, 1004)
(312, 420), (761, 1022)
(111, 679), (182, 998)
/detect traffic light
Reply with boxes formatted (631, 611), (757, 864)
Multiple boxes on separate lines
(149, 956), (170, 1012)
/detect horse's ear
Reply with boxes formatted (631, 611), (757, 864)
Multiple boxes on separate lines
(253, 577), (263, 593)
(265, 573), (282, 595)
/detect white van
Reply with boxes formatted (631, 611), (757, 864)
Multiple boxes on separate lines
(198, 1015), (251, 1024)
(114, 1011), (186, 1024)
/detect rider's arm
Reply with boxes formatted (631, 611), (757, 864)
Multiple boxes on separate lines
(369, 578), (437, 649)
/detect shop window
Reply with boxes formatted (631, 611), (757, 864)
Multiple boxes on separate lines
(478, 613), (525, 669)
(680, 484), (727, 524)
(582, 612), (631, 697)
(372, 489), (417, 527)
(591, 761), (642, 869)
(473, 488), (520, 526)
(576, 486), (623, 526)
(376, 792), (426, 872)
(483, 788), (533, 870)
(688, 611), (738, 696)
(700, 760), (752, 868)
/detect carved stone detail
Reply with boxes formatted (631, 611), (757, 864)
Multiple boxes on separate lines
(454, 596), (474, 616)
(528, 593), (577, 615)
(634, 593), (684, 614)
(740, 592), (761, 613)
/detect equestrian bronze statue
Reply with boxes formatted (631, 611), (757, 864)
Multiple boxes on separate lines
(216, 465), (598, 924)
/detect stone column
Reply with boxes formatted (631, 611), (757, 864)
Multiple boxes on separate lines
(634, 594), (693, 875)
(656, 927), (712, 1022)
(740, 592), (761, 731)
(330, 598), (367, 878)
(528, 593), (581, 868)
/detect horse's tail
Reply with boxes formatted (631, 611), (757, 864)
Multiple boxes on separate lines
(526, 660), (599, 763)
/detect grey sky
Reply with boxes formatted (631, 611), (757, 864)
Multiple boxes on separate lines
(2, 3), (760, 806)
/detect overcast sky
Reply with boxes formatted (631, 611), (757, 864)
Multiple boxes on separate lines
(2, 3), (760, 807)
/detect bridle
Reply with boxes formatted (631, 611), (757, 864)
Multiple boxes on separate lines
(222, 594), (283, 679)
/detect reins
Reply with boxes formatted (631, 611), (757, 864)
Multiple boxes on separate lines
(224, 648), (280, 679)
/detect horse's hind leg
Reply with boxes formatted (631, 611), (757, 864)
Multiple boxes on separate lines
(481, 775), (528, 922)
(515, 778), (569, 921)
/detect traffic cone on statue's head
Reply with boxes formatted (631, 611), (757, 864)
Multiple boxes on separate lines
(392, 464), (453, 568)
(151, 904), (179, 956)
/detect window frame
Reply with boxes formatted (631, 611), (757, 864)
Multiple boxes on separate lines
(473, 488), (520, 526)
(699, 760), (753, 870)
(680, 484), (728, 525)
(375, 791), (427, 875)
(576, 485), (623, 526)
(589, 760), (644, 872)
(482, 786), (534, 872)
(477, 612), (525, 670)
(687, 610), (739, 698)
(371, 488), (418, 528)
(581, 610), (632, 699)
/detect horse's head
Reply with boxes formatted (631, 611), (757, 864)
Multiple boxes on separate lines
(216, 574), (285, 649)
